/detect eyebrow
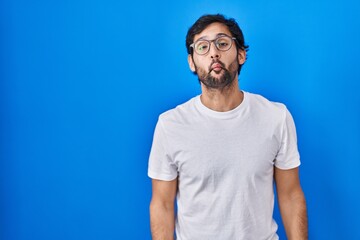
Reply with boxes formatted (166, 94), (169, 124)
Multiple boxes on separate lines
(196, 33), (230, 41)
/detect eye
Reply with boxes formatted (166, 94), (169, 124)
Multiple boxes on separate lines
(217, 40), (230, 49)
(195, 41), (209, 53)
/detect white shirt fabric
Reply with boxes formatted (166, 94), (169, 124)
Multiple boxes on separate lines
(148, 91), (300, 240)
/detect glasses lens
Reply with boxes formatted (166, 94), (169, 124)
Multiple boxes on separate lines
(194, 41), (210, 55)
(215, 36), (232, 51)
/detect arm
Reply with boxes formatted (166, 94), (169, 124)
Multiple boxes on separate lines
(149, 178), (177, 240)
(274, 167), (308, 240)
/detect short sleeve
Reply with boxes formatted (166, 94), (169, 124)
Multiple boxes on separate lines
(148, 119), (178, 181)
(274, 108), (301, 169)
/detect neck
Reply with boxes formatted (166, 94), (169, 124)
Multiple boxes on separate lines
(200, 79), (244, 112)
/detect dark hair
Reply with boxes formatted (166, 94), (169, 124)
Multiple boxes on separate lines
(186, 14), (249, 73)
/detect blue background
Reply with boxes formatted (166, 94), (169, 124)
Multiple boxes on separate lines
(1, 0), (359, 239)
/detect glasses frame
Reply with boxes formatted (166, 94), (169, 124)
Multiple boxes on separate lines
(190, 35), (237, 55)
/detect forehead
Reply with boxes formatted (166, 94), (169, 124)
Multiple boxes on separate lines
(193, 22), (232, 42)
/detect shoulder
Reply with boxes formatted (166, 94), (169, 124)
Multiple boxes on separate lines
(158, 96), (199, 125)
(245, 92), (289, 122)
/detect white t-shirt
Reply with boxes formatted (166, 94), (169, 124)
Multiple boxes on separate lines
(148, 91), (300, 240)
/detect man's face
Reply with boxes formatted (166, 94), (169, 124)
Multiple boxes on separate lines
(188, 22), (246, 90)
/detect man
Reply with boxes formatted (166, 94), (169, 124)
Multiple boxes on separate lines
(148, 14), (308, 240)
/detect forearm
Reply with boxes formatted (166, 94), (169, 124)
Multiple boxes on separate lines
(279, 191), (308, 240)
(150, 201), (175, 240)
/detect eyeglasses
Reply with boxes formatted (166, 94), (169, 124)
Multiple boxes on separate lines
(190, 35), (237, 55)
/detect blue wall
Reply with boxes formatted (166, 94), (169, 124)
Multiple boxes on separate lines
(1, 0), (359, 239)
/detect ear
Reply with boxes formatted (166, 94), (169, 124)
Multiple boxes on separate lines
(188, 54), (196, 72)
(237, 49), (246, 65)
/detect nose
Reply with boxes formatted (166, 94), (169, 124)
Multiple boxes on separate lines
(209, 42), (220, 59)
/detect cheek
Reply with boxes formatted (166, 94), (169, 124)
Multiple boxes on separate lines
(196, 66), (207, 78)
(194, 59), (210, 72)
(229, 60), (239, 72)
(194, 55), (212, 67)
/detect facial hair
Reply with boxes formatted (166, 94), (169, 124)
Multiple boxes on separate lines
(195, 58), (239, 91)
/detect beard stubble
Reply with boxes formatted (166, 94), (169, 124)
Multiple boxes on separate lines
(195, 57), (239, 91)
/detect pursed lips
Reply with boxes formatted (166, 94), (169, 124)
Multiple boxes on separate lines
(210, 63), (223, 72)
